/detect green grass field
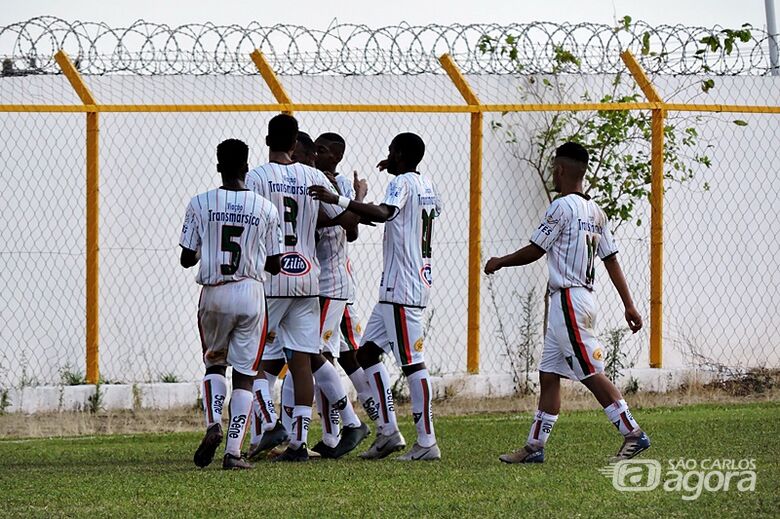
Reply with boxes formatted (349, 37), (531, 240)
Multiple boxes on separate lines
(1, 402), (778, 518)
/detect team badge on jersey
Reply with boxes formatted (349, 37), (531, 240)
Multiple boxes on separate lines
(280, 252), (312, 276)
(420, 264), (432, 287)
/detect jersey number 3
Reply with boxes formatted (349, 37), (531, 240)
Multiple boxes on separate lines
(283, 196), (298, 246)
(421, 209), (435, 259)
(220, 225), (244, 275)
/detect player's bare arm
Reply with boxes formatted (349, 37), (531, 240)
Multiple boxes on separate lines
(484, 243), (546, 274)
(309, 184), (395, 223)
(265, 253), (282, 275)
(180, 246), (199, 268)
(602, 255), (643, 333)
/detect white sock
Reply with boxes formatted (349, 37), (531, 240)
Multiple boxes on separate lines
(280, 373), (295, 435)
(264, 371), (278, 394)
(315, 388), (339, 448)
(250, 404), (263, 445)
(252, 378), (278, 432)
(224, 388), (252, 457)
(314, 362), (361, 430)
(289, 405), (312, 449)
(407, 369), (436, 447)
(363, 363), (398, 435)
(201, 374), (227, 428)
(526, 410), (559, 450)
(348, 367), (373, 408)
(604, 399), (640, 436)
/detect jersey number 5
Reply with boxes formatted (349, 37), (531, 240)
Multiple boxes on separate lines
(421, 209), (435, 259)
(283, 196), (298, 246)
(220, 225), (244, 275)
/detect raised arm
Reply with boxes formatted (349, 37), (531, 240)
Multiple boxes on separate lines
(602, 255), (642, 333)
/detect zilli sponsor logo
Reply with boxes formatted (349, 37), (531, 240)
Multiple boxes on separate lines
(600, 458), (757, 501)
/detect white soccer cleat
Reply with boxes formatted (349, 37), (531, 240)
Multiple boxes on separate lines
(359, 430), (406, 460)
(397, 442), (441, 461)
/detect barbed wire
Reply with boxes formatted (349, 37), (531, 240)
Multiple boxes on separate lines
(0, 16), (774, 76)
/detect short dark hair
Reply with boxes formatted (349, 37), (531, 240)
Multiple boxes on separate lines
(555, 142), (589, 167)
(392, 132), (425, 167)
(267, 113), (298, 152)
(216, 138), (249, 171)
(317, 132), (345, 146)
(297, 131), (315, 154)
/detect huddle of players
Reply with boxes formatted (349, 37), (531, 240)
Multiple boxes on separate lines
(180, 114), (442, 469)
(180, 112), (651, 470)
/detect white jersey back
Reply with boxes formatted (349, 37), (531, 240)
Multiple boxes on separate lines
(379, 172), (441, 308)
(529, 193), (618, 293)
(179, 187), (283, 286)
(246, 162), (343, 297)
(317, 173), (354, 300)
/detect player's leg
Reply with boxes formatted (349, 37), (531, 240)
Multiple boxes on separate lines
(391, 305), (440, 461)
(500, 294), (574, 464)
(193, 287), (233, 468)
(338, 304), (373, 414)
(562, 288), (649, 460)
(222, 370), (254, 470)
(273, 298), (321, 462)
(356, 303), (406, 459)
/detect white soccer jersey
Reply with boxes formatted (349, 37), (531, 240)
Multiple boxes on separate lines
(529, 193), (618, 293)
(317, 173), (354, 300)
(179, 187), (283, 286)
(378, 171), (441, 308)
(246, 162), (344, 297)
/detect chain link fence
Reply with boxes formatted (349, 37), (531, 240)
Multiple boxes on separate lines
(1, 18), (778, 388)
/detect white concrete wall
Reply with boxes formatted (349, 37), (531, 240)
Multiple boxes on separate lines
(0, 73), (777, 387)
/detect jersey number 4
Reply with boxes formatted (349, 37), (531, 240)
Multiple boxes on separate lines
(220, 225), (244, 275)
(421, 209), (435, 259)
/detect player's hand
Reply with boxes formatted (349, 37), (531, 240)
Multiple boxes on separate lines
(377, 159), (389, 171)
(484, 257), (503, 275)
(625, 306), (643, 333)
(308, 185), (339, 204)
(353, 171), (368, 201)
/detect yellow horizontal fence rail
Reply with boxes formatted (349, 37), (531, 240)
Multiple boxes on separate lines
(3, 47), (780, 382)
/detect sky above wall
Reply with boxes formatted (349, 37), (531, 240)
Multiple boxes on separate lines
(1, 0), (772, 30)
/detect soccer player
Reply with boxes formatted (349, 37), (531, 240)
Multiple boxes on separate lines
(309, 132), (442, 461)
(245, 115), (365, 462)
(179, 138), (283, 470)
(310, 132), (372, 457)
(484, 141), (650, 463)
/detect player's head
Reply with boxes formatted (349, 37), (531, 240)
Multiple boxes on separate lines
(216, 138), (249, 179)
(266, 113), (298, 153)
(292, 131), (316, 167)
(386, 132), (425, 175)
(314, 132), (345, 173)
(552, 141), (588, 191)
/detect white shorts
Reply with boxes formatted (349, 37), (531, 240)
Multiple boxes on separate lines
(262, 297), (320, 360)
(361, 302), (426, 366)
(197, 279), (267, 377)
(319, 297), (348, 358)
(539, 287), (605, 381)
(339, 303), (363, 353)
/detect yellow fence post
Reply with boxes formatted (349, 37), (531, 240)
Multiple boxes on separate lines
(439, 54), (482, 374)
(621, 50), (664, 368)
(55, 50), (100, 383)
(251, 50), (293, 114)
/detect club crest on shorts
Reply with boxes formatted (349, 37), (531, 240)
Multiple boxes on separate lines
(266, 331), (277, 343)
(593, 348), (603, 361)
(323, 330), (334, 342)
(356, 323), (362, 334)
(420, 264), (432, 287)
(414, 338), (424, 352)
(280, 252), (311, 276)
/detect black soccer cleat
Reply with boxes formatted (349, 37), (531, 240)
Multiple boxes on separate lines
(247, 420), (289, 460)
(311, 440), (337, 459)
(272, 443), (310, 462)
(331, 422), (371, 459)
(222, 452), (253, 470)
(193, 423), (223, 468)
